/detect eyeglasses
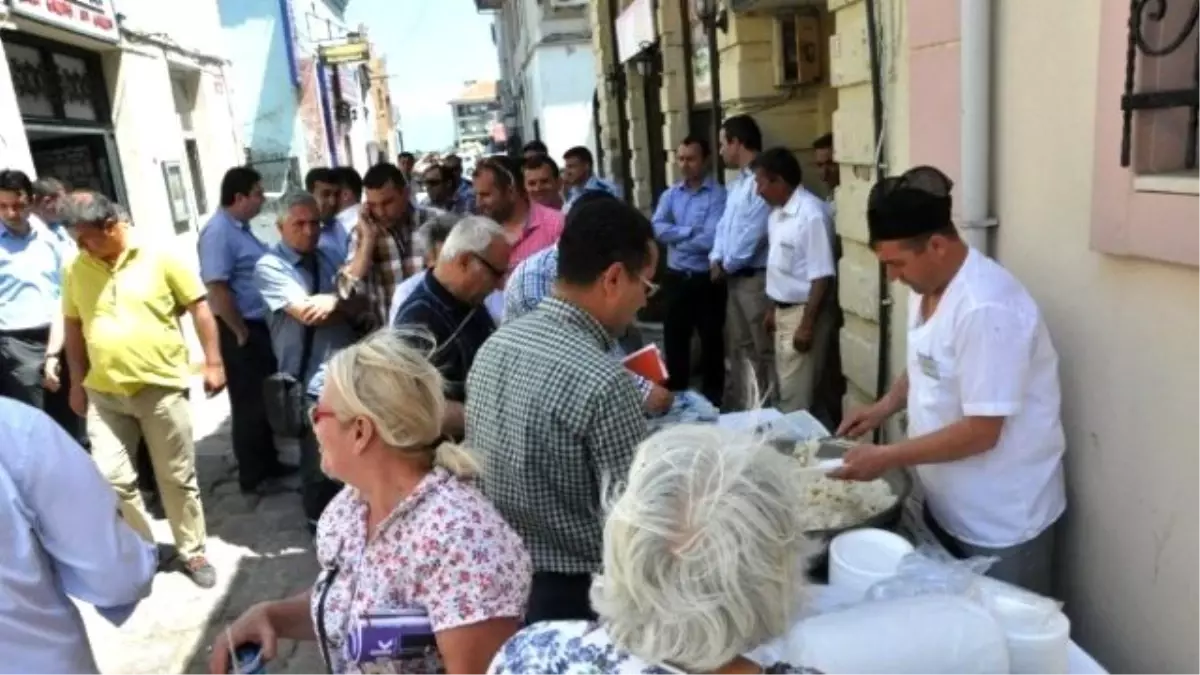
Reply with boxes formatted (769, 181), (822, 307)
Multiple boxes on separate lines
(641, 275), (660, 298)
(309, 406), (337, 426)
(471, 252), (507, 278)
(425, 179), (443, 187)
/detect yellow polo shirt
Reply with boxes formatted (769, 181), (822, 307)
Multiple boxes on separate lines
(63, 243), (205, 396)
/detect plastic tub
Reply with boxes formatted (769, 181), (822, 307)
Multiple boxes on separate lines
(989, 593), (1071, 674)
(828, 528), (914, 596)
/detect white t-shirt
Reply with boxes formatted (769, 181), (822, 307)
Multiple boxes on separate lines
(765, 187), (836, 304)
(387, 270), (505, 327)
(906, 247), (1066, 548)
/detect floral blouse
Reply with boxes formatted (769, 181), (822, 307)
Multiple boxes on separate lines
(312, 467), (532, 674)
(487, 621), (820, 675)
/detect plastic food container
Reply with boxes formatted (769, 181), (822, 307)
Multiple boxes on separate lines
(828, 528), (914, 596)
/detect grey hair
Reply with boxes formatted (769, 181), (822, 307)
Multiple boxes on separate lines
(416, 211), (464, 257)
(591, 424), (819, 671)
(275, 190), (318, 224)
(438, 215), (505, 260)
(60, 190), (128, 225)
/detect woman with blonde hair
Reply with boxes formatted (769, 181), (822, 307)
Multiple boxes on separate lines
(488, 424), (821, 674)
(210, 329), (532, 674)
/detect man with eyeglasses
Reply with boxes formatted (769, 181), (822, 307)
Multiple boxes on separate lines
(393, 216), (511, 440)
(466, 193), (656, 623)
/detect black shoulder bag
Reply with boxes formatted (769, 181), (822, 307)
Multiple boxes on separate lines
(263, 253), (320, 438)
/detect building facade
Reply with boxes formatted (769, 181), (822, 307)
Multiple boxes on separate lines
(449, 79), (500, 153)
(827, 1), (1198, 668)
(479, 0), (597, 162)
(217, 0), (379, 191)
(0, 0), (241, 246)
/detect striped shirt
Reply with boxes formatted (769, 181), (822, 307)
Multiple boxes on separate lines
(465, 298), (647, 574)
(508, 201), (564, 273)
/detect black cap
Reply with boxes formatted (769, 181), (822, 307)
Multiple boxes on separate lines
(867, 166), (954, 244)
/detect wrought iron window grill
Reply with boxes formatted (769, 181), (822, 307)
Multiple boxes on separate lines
(1120, 0), (1200, 169)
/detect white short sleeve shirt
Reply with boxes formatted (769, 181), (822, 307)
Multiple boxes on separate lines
(766, 187), (836, 304)
(906, 247), (1066, 548)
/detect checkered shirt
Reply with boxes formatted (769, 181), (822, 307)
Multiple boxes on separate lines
(340, 205), (437, 327)
(465, 298), (648, 574)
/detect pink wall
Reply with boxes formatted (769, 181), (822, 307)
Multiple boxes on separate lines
(907, 0), (962, 201)
(1090, 0), (1198, 268)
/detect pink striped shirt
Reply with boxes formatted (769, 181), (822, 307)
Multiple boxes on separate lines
(508, 201), (564, 272)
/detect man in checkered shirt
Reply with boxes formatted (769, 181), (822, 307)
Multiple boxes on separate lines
(337, 163), (437, 328)
(465, 193), (656, 623)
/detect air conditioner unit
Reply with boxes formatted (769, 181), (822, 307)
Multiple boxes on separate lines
(548, 0), (588, 9)
(774, 12), (822, 87)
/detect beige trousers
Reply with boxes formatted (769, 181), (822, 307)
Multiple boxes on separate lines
(774, 303), (837, 414)
(88, 385), (207, 558)
(724, 273), (776, 411)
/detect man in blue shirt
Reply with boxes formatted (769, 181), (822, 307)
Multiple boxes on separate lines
(199, 166), (293, 495)
(0, 170), (79, 439)
(254, 191), (358, 530)
(562, 146), (622, 212)
(305, 167), (350, 262)
(651, 136), (728, 407)
(442, 153), (476, 213)
(710, 115), (774, 410)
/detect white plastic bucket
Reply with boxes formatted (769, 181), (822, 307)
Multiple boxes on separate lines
(828, 528), (914, 596)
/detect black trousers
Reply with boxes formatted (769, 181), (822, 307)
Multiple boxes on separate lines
(662, 269), (726, 405)
(300, 396), (342, 531)
(0, 328), (87, 447)
(218, 320), (281, 490)
(525, 572), (596, 625)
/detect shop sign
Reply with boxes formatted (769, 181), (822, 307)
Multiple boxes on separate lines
(616, 0), (656, 64)
(9, 0), (120, 43)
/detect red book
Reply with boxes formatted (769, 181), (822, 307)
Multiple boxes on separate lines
(622, 344), (668, 384)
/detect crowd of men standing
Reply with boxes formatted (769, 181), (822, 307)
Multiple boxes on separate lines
(0, 114), (843, 596)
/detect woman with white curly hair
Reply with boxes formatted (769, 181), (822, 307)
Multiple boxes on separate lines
(488, 423), (821, 674)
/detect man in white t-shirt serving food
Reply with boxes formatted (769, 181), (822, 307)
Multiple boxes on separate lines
(832, 166), (1066, 596)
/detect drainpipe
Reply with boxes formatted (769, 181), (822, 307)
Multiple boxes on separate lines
(317, 60), (339, 165)
(705, 10), (723, 185)
(960, 0), (994, 254)
(279, 0), (301, 88)
(607, 0), (634, 198)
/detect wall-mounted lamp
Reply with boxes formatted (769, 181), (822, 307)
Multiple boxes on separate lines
(692, 0), (728, 33)
(604, 67), (624, 99)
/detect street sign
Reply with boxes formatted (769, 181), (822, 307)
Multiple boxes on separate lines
(8, 0), (120, 43)
(318, 38), (369, 66)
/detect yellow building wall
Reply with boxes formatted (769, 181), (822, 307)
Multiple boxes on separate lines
(827, 0), (909, 432)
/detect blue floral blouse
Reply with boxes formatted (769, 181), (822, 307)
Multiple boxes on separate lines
(487, 621), (819, 675)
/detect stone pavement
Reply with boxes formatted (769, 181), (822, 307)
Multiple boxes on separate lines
(77, 386), (325, 674)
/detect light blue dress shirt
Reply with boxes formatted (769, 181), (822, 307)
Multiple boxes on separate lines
(0, 397), (157, 673)
(651, 176), (727, 273)
(563, 174), (623, 213)
(254, 243), (358, 398)
(710, 167), (772, 274)
(198, 209), (270, 320)
(319, 218), (349, 264)
(0, 221), (69, 331)
(503, 246), (653, 400)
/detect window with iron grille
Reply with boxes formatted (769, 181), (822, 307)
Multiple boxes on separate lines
(1120, 0), (1199, 172)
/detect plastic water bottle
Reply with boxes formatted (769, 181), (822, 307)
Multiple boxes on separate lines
(233, 644), (266, 675)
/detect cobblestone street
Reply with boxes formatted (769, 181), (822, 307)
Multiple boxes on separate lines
(77, 385), (325, 674)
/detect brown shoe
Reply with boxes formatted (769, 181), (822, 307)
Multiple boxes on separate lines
(184, 556), (217, 589)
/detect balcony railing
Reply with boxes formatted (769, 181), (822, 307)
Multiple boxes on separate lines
(1120, 0), (1200, 169)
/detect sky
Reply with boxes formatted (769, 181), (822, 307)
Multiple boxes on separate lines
(346, 0), (500, 152)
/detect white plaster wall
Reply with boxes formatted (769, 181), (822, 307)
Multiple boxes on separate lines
(528, 43), (597, 161)
(992, 2), (1199, 671)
